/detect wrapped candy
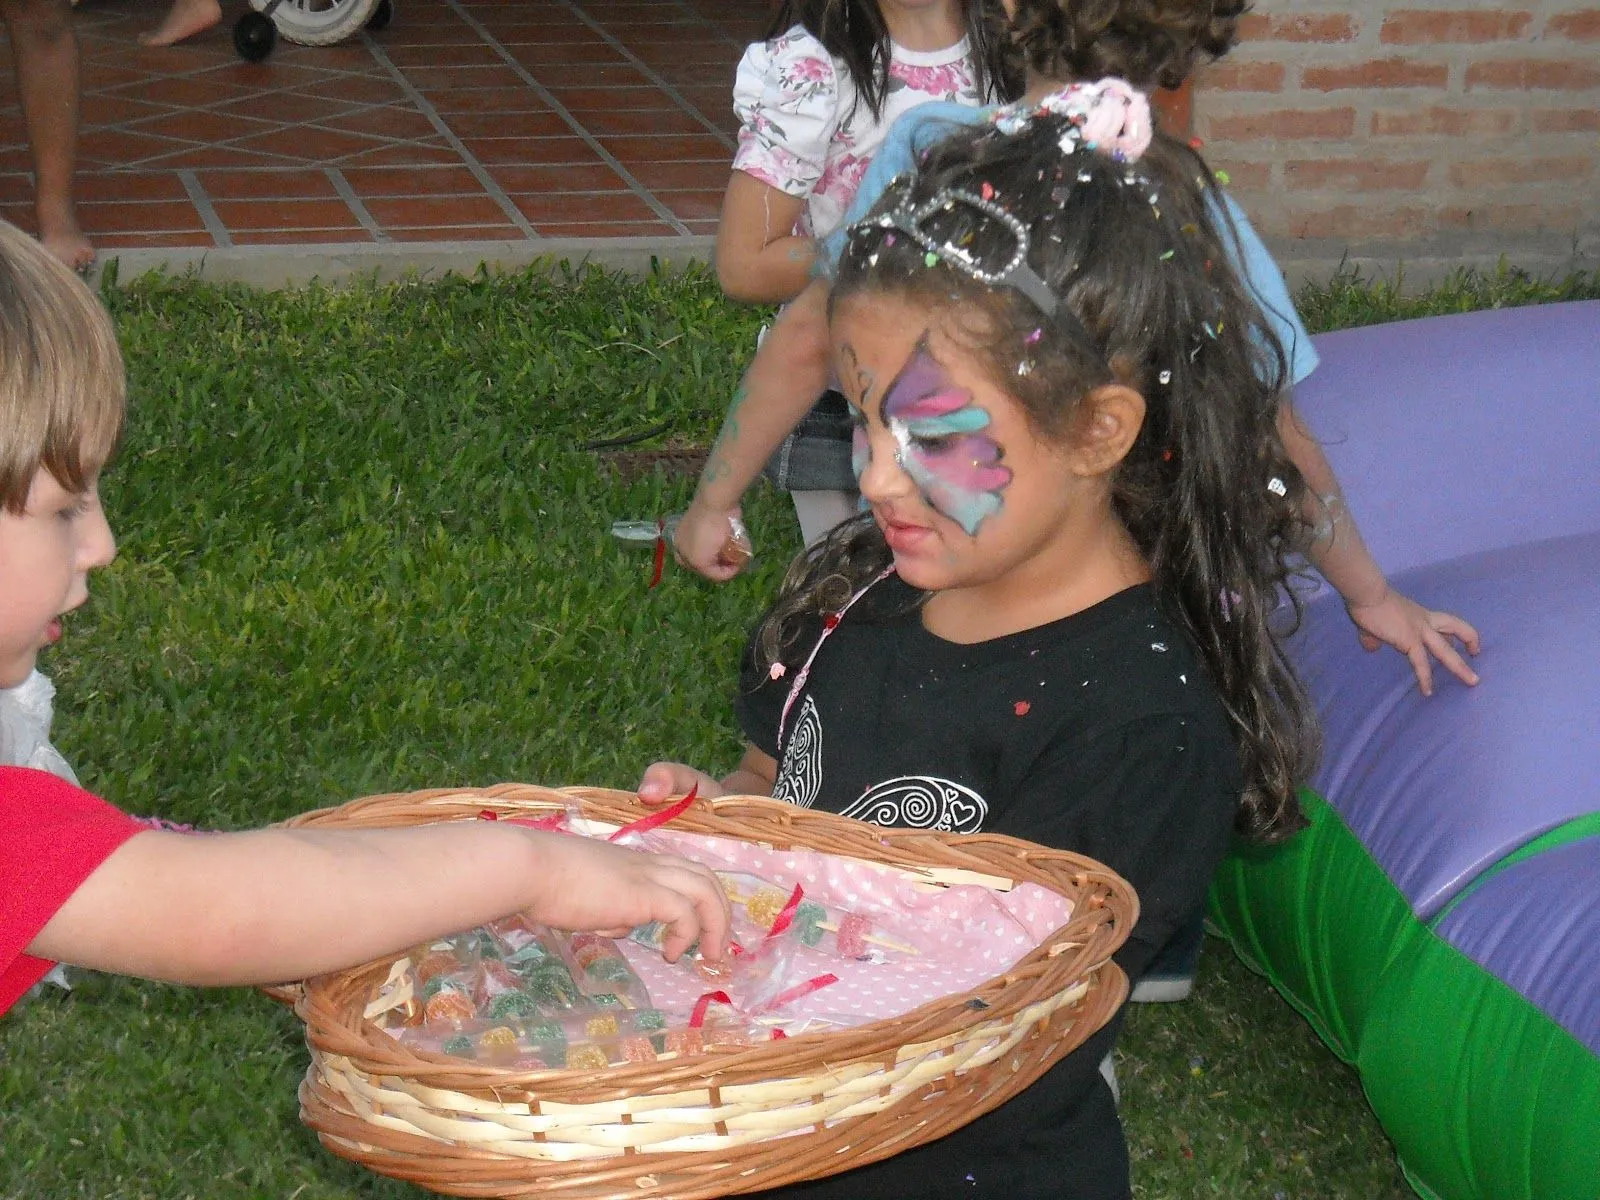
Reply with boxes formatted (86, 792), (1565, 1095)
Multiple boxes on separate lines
(618, 1036), (657, 1063)
(485, 989), (543, 1020)
(566, 1042), (610, 1071)
(633, 1008), (669, 1052)
(665, 1029), (704, 1057)
(477, 1025), (519, 1060)
(423, 988), (476, 1026)
(561, 933), (650, 1007)
(525, 1021), (567, 1068)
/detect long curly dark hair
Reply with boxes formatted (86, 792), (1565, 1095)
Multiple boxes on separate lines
(765, 0), (1021, 121)
(1007, 0), (1246, 90)
(761, 109), (1318, 844)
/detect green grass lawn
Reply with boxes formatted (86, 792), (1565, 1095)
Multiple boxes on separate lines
(2, 259), (1595, 1200)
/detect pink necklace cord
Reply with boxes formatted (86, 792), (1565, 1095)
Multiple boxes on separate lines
(777, 564), (897, 745)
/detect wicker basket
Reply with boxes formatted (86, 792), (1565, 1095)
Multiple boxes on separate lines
(277, 783), (1137, 1199)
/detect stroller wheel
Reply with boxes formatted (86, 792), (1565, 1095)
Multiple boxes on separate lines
(233, 11), (277, 60)
(247, 0), (382, 46)
(366, 0), (393, 32)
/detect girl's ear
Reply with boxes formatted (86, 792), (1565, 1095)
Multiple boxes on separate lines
(1067, 384), (1146, 477)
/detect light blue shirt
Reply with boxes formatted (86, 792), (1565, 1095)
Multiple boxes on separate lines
(822, 101), (1319, 385)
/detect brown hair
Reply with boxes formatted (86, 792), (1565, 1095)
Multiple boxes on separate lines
(1008, 0), (1245, 91)
(0, 221), (125, 513)
(776, 116), (1318, 843)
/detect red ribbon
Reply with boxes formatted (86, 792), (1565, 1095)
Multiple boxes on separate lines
(765, 883), (806, 941)
(762, 973), (839, 1012)
(649, 518), (666, 588)
(688, 990), (733, 1028)
(477, 808), (570, 831)
(608, 784), (698, 843)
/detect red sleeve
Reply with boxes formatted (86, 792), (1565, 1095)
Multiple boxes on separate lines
(1, 766), (144, 1015)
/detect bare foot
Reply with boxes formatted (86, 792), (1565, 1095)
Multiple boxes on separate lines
(139, 0), (223, 47)
(37, 197), (94, 274)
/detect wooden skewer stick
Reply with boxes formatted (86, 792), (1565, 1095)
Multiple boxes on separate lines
(723, 888), (921, 956)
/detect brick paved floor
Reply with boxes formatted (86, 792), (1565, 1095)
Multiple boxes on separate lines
(0, 0), (765, 252)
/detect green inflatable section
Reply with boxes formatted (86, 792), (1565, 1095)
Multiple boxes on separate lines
(1208, 791), (1600, 1200)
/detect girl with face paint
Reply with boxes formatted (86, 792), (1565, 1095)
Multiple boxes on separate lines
(638, 85), (1334, 1200)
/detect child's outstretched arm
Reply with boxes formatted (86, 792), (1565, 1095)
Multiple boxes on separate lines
(30, 822), (731, 986)
(716, 172), (814, 303)
(1278, 396), (1481, 696)
(675, 279), (832, 580)
(637, 746), (778, 804)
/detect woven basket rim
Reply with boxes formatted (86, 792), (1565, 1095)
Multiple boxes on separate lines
(278, 783), (1138, 1197)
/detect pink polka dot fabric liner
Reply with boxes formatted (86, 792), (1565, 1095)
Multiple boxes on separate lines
(623, 829), (1074, 1030)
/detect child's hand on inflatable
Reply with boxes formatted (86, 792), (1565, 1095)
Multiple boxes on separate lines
(673, 500), (753, 581)
(527, 833), (731, 963)
(638, 761), (726, 806)
(1345, 587), (1481, 696)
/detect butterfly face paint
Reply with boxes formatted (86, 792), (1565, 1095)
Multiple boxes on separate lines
(858, 336), (1013, 536)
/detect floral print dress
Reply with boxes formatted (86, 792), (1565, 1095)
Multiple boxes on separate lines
(732, 25), (986, 241)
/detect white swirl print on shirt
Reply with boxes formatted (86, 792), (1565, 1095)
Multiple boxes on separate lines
(773, 694), (823, 810)
(840, 776), (988, 834)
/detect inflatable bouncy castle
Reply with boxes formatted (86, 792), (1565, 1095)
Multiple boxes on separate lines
(1209, 301), (1600, 1200)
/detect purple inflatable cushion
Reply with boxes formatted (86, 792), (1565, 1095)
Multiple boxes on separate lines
(1434, 836), (1600, 1056)
(1293, 302), (1600, 576)
(1289, 529), (1600, 919)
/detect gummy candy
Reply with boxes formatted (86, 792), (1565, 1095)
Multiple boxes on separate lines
(585, 1014), (620, 1038)
(665, 1029), (704, 1056)
(634, 1008), (668, 1052)
(705, 1024), (751, 1049)
(424, 989), (477, 1026)
(441, 1034), (476, 1058)
(619, 1037), (656, 1063)
(529, 965), (579, 1007)
(744, 887), (789, 931)
(486, 990), (543, 1020)
(587, 957), (634, 984)
(835, 912), (872, 958)
(526, 1021), (567, 1067)
(479, 1025), (518, 1052)
(566, 1042), (610, 1071)
(793, 900), (829, 947)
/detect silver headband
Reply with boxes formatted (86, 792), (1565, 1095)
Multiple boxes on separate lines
(867, 187), (1059, 317)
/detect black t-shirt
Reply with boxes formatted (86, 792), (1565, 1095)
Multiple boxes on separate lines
(734, 577), (1242, 1200)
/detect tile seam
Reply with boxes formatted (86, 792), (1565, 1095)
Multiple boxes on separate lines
(177, 168), (233, 247)
(441, 0), (694, 236)
(360, 32), (541, 240)
(325, 167), (391, 242)
(559, 0), (736, 149)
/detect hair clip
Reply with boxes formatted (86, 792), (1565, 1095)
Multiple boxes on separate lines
(869, 188), (1058, 316)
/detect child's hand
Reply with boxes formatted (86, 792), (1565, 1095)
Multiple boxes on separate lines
(1344, 588), (1481, 697)
(525, 832), (730, 963)
(673, 500), (754, 581)
(638, 761), (726, 806)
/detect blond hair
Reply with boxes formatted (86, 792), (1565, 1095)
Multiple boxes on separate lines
(0, 221), (125, 513)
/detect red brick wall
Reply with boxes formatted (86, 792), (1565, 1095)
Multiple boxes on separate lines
(1192, 2), (1600, 282)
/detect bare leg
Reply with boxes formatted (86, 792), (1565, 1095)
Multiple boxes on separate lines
(139, 0), (221, 47)
(2, 0), (91, 271)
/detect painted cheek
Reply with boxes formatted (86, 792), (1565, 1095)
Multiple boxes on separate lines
(851, 424), (869, 485)
(900, 433), (1012, 537)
